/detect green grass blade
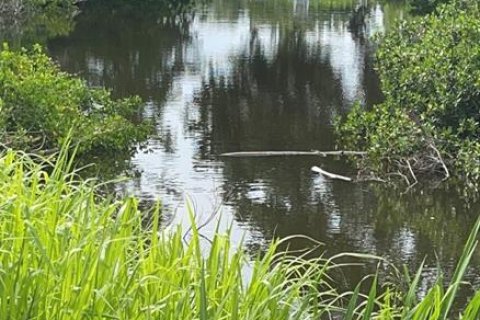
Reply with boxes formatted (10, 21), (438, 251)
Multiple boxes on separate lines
(344, 281), (362, 319)
(440, 215), (480, 319)
(363, 274), (378, 320)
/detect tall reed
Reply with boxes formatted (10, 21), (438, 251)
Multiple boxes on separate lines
(0, 149), (341, 319)
(0, 148), (479, 319)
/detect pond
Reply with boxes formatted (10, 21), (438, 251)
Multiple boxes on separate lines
(18, 0), (480, 293)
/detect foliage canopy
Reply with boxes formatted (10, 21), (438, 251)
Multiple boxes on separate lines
(337, 0), (480, 189)
(408, 0), (451, 14)
(0, 45), (150, 154)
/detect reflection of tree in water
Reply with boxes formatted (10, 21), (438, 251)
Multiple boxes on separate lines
(46, 0), (195, 180)
(0, 3), (77, 47)
(188, 13), (381, 237)
(226, 162), (480, 293)
(189, 0), (388, 158)
(48, 0), (193, 102)
(191, 28), (345, 161)
(187, 10), (367, 243)
(188, 3), (480, 288)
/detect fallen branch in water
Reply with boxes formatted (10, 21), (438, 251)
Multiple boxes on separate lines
(311, 166), (353, 182)
(220, 150), (367, 158)
(311, 166), (387, 183)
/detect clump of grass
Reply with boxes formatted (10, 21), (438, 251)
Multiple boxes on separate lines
(0, 147), (480, 319)
(0, 148), (342, 319)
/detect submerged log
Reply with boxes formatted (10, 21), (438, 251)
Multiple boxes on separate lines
(220, 150), (366, 158)
(311, 166), (353, 182)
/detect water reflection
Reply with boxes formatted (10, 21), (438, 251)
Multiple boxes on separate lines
(48, 2), (192, 101)
(0, 4), (77, 47)
(42, 0), (480, 287)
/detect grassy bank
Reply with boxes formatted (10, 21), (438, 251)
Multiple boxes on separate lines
(1, 148), (480, 319)
(0, 148), (337, 319)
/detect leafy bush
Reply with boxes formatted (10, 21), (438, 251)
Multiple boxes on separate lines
(0, 45), (151, 154)
(337, 0), (480, 187)
(408, 0), (451, 14)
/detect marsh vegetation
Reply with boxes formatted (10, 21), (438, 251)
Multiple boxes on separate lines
(0, 148), (479, 319)
(1, 0), (480, 318)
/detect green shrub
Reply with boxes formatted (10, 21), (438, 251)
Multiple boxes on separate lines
(0, 45), (151, 154)
(337, 0), (480, 186)
(408, 0), (451, 14)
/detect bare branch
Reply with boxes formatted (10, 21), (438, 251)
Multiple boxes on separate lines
(406, 159), (418, 184)
(429, 143), (450, 180)
(221, 150), (367, 158)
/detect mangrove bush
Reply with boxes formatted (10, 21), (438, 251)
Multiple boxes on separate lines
(408, 0), (451, 14)
(337, 0), (480, 189)
(0, 45), (150, 154)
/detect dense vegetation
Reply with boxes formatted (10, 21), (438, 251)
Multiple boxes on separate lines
(0, 0), (193, 47)
(408, 0), (450, 14)
(0, 148), (479, 319)
(0, 45), (150, 154)
(1, 0), (480, 318)
(337, 0), (480, 189)
(0, 0), (77, 46)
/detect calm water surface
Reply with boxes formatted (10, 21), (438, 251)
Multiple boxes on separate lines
(43, 0), (480, 290)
